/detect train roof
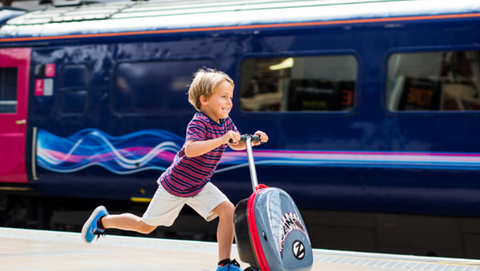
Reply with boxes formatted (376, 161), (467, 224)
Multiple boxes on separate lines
(0, 0), (480, 40)
(0, 7), (26, 27)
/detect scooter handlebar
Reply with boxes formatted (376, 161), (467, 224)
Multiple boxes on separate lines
(228, 134), (261, 144)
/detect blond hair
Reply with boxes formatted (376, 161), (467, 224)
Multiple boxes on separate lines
(188, 68), (234, 111)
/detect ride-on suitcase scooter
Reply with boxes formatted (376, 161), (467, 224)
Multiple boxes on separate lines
(232, 134), (313, 271)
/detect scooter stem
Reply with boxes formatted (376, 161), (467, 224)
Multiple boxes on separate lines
(245, 136), (259, 192)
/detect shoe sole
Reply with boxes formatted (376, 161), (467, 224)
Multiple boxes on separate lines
(81, 205), (106, 243)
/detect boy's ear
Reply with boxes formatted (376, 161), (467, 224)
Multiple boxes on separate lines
(199, 95), (208, 105)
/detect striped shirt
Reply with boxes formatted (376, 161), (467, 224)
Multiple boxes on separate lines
(159, 112), (239, 197)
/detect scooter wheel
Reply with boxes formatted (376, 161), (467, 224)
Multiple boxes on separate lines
(244, 267), (260, 271)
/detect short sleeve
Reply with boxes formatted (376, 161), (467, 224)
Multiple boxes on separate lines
(186, 117), (206, 142)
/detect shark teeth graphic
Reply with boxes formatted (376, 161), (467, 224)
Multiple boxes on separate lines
(278, 212), (309, 258)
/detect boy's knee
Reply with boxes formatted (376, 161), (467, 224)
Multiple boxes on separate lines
(140, 222), (157, 234)
(215, 201), (235, 218)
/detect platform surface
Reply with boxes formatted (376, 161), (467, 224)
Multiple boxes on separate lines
(2, 227), (480, 271)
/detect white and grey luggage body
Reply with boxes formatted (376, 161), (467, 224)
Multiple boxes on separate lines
(232, 135), (313, 271)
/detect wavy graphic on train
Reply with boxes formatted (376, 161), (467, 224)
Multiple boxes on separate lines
(37, 128), (182, 175)
(37, 128), (480, 175)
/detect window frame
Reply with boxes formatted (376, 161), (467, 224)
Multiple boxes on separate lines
(110, 58), (216, 118)
(236, 51), (361, 117)
(57, 63), (90, 117)
(383, 46), (480, 116)
(0, 67), (18, 114)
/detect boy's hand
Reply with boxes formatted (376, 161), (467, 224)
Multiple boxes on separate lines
(224, 130), (241, 145)
(253, 130), (268, 146)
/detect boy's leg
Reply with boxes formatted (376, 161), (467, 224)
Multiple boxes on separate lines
(82, 185), (183, 243)
(212, 201), (236, 261)
(102, 183), (187, 234)
(185, 183), (242, 270)
(81, 206), (157, 243)
(102, 213), (157, 234)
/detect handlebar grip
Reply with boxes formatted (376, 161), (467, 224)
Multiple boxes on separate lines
(229, 134), (261, 144)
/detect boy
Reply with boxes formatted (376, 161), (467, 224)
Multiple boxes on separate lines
(81, 68), (268, 271)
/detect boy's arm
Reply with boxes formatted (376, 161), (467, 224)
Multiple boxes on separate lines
(185, 130), (241, 157)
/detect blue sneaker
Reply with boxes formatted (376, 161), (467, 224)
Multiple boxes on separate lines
(216, 259), (243, 271)
(81, 205), (109, 243)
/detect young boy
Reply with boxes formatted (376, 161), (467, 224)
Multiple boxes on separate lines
(81, 68), (268, 271)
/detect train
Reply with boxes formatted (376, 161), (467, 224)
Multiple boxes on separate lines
(1, 0), (480, 256)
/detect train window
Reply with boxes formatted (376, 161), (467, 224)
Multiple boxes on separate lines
(59, 65), (89, 115)
(0, 67), (18, 113)
(60, 65), (88, 88)
(240, 55), (357, 112)
(113, 60), (214, 115)
(386, 51), (480, 111)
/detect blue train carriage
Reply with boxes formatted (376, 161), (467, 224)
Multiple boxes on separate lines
(1, 0), (480, 226)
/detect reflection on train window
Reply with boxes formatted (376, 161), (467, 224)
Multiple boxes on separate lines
(59, 65), (89, 115)
(114, 60), (215, 115)
(240, 55), (357, 112)
(386, 51), (480, 111)
(0, 68), (18, 113)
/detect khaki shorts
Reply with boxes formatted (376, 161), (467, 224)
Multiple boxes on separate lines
(141, 182), (229, 226)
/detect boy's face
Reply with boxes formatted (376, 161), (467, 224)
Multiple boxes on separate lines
(200, 81), (234, 123)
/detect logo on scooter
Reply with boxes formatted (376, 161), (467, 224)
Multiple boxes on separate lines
(292, 240), (305, 260)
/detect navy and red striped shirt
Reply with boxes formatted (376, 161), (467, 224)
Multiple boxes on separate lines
(159, 112), (239, 197)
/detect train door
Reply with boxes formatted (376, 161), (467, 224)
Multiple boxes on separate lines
(0, 48), (31, 183)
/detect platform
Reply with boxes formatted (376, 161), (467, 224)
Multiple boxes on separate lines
(1, 227), (480, 271)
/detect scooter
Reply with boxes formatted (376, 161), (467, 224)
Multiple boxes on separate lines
(232, 134), (313, 271)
